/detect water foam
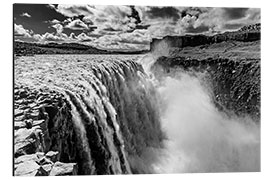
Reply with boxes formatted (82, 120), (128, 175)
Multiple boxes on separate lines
(139, 54), (260, 173)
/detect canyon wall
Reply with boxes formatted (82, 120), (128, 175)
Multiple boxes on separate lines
(151, 57), (260, 121)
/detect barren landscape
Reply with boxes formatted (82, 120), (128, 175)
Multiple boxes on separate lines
(14, 4), (261, 176)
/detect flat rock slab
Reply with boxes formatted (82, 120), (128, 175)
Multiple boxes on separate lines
(15, 160), (40, 176)
(49, 162), (78, 176)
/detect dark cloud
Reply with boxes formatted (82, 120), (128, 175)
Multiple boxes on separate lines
(13, 4), (261, 51)
(14, 4), (66, 34)
(128, 6), (141, 24)
(147, 7), (180, 21)
(181, 7), (204, 18)
(223, 8), (249, 20)
(135, 24), (150, 30)
(103, 27), (122, 32)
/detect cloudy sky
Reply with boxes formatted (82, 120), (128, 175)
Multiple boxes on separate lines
(14, 4), (260, 51)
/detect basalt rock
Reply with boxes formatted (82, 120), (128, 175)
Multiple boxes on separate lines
(151, 57), (260, 121)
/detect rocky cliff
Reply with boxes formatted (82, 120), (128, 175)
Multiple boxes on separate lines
(151, 57), (260, 121)
(14, 55), (164, 176)
(150, 23), (260, 56)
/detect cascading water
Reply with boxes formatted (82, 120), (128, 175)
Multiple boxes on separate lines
(15, 55), (164, 175)
(15, 52), (260, 175)
(138, 49), (260, 173)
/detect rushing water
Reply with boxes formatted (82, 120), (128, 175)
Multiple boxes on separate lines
(15, 54), (260, 174)
(139, 53), (260, 173)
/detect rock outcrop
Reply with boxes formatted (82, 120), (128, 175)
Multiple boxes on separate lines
(14, 151), (78, 176)
(14, 85), (79, 176)
(150, 23), (260, 55)
(14, 55), (164, 175)
(151, 57), (260, 121)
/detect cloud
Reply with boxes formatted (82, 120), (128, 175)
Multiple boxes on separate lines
(39, 32), (66, 42)
(14, 24), (32, 37)
(146, 7), (180, 21)
(52, 5), (137, 34)
(14, 5), (261, 51)
(65, 19), (89, 30)
(50, 19), (61, 24)
(69, 32), (77, 39)
(52, 23), (64, 34)
(222, 8), (249, 20)
(77, 33), (96, 42)
(118, 31), (150, 45)
(20, 12), (31, 18)
(52, 4), (94, 17)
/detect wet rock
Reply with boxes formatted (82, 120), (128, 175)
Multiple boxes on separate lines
(14, 127), (44, 157)
(19, 90), (28, 98)
(32, 119), (45, 127)
(41, 164), (53, 175)
(39, 156), (53, 165)
(36, 152), (45, 159)
(15, 154), (39, 164)
(24, 119), (33, 129)
(15, 160), (40, 176)
(46, 151), (60, 163)
(15, 115), (24, 122)
(49, 162), (78, 176)
(28, 110), (40, 120)
(15, 109), (24, 117)
(14, 121), (26, 129)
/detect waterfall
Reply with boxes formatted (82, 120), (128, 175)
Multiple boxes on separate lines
(15, 54), (260, 174)
(15, 55), (164, 174)
(139, 53), (260, 173)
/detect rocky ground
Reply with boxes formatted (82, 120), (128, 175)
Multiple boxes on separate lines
(14, 84), (78, 176)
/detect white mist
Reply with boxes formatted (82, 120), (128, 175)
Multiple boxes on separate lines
(152, 73), (260, 173)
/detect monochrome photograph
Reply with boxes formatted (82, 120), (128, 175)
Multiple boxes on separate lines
(13, 3), (260, 176)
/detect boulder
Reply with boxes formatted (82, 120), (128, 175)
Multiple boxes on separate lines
(49, 162), (78, 176)
(41, 164), (53, 175)
(45, 151), (60, 163)
(15, 154), (39, 164)
(15, 160), (40, 176)
(14, 127), (44, 157)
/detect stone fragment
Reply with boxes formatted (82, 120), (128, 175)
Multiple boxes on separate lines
(15, 160), (40, 176)
(45, 151), (59, 163)
(15, 154), (39, 164)
(24, 119), (33, 129)
(49, 162), (78, 176)
(14, 121), (26, 129)
(39, 156), (53, 165)
(15, 109), (24, 117)
(41, 164), (53, 175)
(14, 127), (44, 157)
(32, 119), (45, 127)
(36, 152), (45, 159)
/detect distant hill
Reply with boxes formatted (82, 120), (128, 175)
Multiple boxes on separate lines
(14, 41), (149, 56)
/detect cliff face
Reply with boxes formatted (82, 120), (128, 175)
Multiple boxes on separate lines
(14, 86), (79, 175)
(14, 55), (163, 176)
(151, 57), (260, 121)
(150, 23), (260, 54)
